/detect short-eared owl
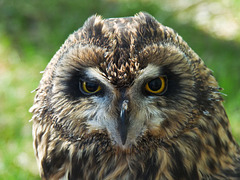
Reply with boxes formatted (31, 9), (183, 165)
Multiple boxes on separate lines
(30, 12), (240, 179)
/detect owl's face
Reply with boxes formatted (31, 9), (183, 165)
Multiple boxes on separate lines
(46, 13), (220, 150)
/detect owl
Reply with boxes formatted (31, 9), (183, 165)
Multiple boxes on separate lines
(30, 12), (240, 179)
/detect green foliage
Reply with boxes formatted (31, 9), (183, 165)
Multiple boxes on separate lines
(0, 0), (239, 179)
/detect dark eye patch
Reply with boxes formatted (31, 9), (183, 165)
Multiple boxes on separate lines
(60, 69), (105, 100)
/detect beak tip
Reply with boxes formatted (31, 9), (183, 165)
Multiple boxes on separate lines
(120, 134), (127, 145)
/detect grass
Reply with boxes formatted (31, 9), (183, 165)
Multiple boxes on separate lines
(0, 0), (239, 179)
(0, 34), (44, 179)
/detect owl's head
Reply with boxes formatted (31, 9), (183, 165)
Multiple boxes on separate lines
(35, 12), (224, 150)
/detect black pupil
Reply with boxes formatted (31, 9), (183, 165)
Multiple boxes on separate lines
(148, 78), (162, 91)
(86, 82), (99, 92)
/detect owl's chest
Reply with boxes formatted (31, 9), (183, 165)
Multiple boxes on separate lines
(65, 149), (162, 180)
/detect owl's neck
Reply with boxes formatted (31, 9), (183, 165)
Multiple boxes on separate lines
(40, 105), (239, 179)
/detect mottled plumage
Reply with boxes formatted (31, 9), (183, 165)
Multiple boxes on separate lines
(30, 12), (240, 179)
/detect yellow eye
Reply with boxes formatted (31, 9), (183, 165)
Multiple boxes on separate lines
(145, 76), (167, 94)
(80, 81), (101, 94)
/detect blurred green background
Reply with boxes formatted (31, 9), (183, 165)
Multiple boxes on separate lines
(0, 0), (239, 179)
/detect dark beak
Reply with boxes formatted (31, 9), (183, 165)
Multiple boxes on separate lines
(118, 99), (129, 145)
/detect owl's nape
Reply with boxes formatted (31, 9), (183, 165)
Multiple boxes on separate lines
(31, 12), (240, 179)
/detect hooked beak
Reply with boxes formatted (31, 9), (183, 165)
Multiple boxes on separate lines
(118, 99), (129, 145)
